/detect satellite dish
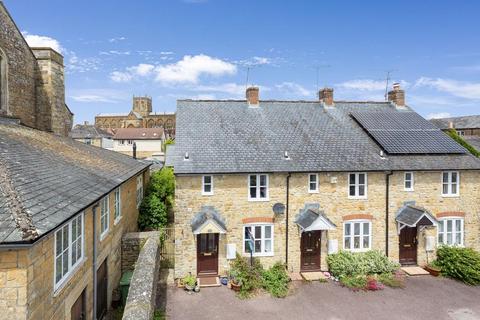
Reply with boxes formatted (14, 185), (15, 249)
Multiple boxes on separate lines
(273, 203), (286, 215)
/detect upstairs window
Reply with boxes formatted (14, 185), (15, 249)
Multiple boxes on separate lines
(54, 213), (84, 290)
(456, 130), (465, 136)
(442, 171), (459, 196)
(136, 174), (144, 208)
(114, 187), (121, 223)
(248, 174), (268, 200)
(404, 172), (414, 191)
(100, 196), (109, 239)
(308, 174), (319, 193)
(202, 175), (213, 195)
(348, 173), (367, 199)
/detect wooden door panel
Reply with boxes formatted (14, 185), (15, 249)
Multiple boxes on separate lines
(96, 260), (108, 320)
(197, 233), (219, 275)
(399, 227), (417, 265)
(301, 231), (321, 271)
(71, 289), (85, 320)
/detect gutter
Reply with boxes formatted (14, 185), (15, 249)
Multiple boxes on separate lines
(385, 171), (393, 257)
(285, 173), (291, 266)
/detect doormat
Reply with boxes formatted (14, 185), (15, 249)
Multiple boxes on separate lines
(197, 276), (221, 287)
(401, 266), (430, 276)
(301, 272), (327, 281)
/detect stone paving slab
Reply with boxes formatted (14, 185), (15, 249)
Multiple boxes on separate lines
(301, 271), (327, 281)
(401, 266), (430, 276)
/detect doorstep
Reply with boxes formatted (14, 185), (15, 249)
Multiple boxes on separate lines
(197, 276), (221, 287)
(401, 266), (430, 276)
(300, 271), (327, 281)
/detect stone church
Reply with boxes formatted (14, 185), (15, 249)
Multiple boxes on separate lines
(0, 2), (73, 136)
(95, 96), (176, 137)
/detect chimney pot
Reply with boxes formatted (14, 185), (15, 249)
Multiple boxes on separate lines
(246, 87), (259, 106)
(387, 83), (405, 107)
(448, 121), (454, 129)
(319, 88), (334, 106)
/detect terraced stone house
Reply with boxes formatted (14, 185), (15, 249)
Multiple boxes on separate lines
(168, 85), (480, 280)
(0, 3), (149, 319)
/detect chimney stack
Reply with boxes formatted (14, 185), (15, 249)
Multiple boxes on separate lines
(319, 88), (334, 106)
(84, 121), (89, 125)
(246, 87), (259, 106)
(133, 142), (137, 159)
(387, 83), (405, 107)
(448, 121), (454, 129)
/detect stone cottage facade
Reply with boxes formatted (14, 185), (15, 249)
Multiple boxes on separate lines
(0, 2), (73, 136)
(168, 85), (480, 279)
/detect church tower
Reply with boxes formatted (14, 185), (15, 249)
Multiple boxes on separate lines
(132, 96), (152, 117)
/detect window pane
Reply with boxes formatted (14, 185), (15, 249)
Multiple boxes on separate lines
(455, 220), (461, 232)
(62, 253), (68, 275)
(451, 172), (457, 183)
(62, 227), (68, 249)
(349, 186), (356, 196)
(447, 220), (452, 232)
(250, 187), (256, 198)
(354, 236), (360, 249)
(344, 237), (351, 249)
(349, 174), (355, 185)
(310, 182), (316, 190)
(363, 223), (369, 235)
(254, 240), (261, 253)
(363, 235), (369, 248)
(204, 176), (211, 184)
(260, 175), (267, 186)
(56, 231), (62, 256)
(455, 232), (461, 245)
(447, 233), (452, 244)
(438, 221), (444, 232)
(255, 226), (261, 238)
(259, 186), (267, 198)
(442, 184), (449, 194)
(249, 175), (257, 186)
(405, 173), (411, 181)
(264, 240), (272, 253)
(72, 243), (77, 265)
(358, 174), (365, 185)
(204, 184), (211, 193)
(438, 233), (443, 244)
(443, 172), (449, 183)
(344, 224), (351, 236)
(77, 241), (82, 261)
(358, 185), (365, 196)
(451, 183), (457, 194)
(56, 257), (62, 283)
(405, 181), (411, 189)
(354, 223), (360, 235)
(264, 226), (272, 238)
(244, 241), (250, 253)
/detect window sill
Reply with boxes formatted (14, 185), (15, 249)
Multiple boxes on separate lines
(403, 189), (414, 192)
(344, 248), (371, 253)
(100, 229), (109, 241)
(308, 190), (319, 194)
(248, 198), (270, 202)
(53, 257), (87, 296)
(201, 193), (214, 196)
(243, 252), (274, 258)
(347, 196), (367, 200)
(441, 194), (460, 198)
(114, 216), (122, 226)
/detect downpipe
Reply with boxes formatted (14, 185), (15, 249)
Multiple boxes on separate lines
(385, 171), (393, 257)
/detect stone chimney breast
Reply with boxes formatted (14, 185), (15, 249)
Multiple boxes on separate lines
(246, 87), (259, 106)
(387, 83), (405, 107)
(319, 88), (334, 106)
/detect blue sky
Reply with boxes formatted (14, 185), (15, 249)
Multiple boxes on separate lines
(5, 0), (480, 124)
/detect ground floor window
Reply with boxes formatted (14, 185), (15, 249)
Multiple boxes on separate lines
(243, 224), (273, 256)
(438, 218), (464, 246)
(344, 220), (371, 251)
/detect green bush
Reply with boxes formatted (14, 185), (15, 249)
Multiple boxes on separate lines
(327, 250), (399, 278)
(435, 246), (480, 285)
(261, 263), (290, 298)
(147, 167), (175, 208)
(138, 194), (167, 230)
(340, 275), (368, 289)
(229, 254), (263, 298)
(446, 129), (480, 157)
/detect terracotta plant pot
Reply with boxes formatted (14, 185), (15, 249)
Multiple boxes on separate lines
(424, 265), (441, 277)
(230, 281), (241, 292)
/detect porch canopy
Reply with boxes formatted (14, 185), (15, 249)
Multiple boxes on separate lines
(295, 204), (336, 232)
(396, 204), (438, 231)
(191, 206), (227, 234)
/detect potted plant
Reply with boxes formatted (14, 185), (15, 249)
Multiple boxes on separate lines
(228, 269), (242, 291)
(183, 274), (197, 291)
(424, 263), (441, 277)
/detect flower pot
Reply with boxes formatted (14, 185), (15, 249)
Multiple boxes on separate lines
(220, 277), (228, 286)
(185, 284), (195, 291)
(424, 266), (441, 277)
(230, 281), (241, 292)
(194, 285), (200, 293)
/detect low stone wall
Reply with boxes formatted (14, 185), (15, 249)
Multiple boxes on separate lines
(122, 234), (161, 320)
(122, 231), (160, 273)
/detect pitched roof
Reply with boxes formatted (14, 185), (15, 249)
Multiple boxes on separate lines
(113, 128), (164, 140)
(96, 112), (129, 117)
(170, 100), (480, 174)
(430, 115), (480, 130)
(69, 124), (113, 139)
(464, 136), (480, 151)
(0, 120), (149, 244)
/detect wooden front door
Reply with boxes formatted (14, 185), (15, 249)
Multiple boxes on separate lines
(71, 289), (86, 320)
(399, 227), (418, 265)
(301, 231), (321, 271)
(96, 259), (108, 320)
(197, 233), (219, 276)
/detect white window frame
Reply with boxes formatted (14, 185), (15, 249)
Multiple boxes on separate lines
(202, 175), (214, 196)
(119, 139), (125, 145)
(114, 187), (122, 224)
(136, 174), (144, 208)
(243, 224), (274, 257)
(248, 174), (269, 201)
(404, 172), (414, 191)
(441, 171), (460, 197)
(348, 172), (367, 199)
(54, 212), (84, 292)
(437, 217), (464, 246)
(308, 173), (319, 193)
(100, 196), (109, 240)
(84, 138), (92, 145)
(456, 130), (465, 136)
(127, 139), (134, 145)
(343, 220), (371, 252)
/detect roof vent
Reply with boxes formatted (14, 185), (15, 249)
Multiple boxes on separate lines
(142, 132), (146, 136)
(380, 150), (386, 159)
(184, 152), (190, 160)
(284, 151), (290, 160)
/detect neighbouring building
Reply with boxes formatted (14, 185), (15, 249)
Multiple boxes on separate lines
(0, 2), (73, 136)
(167, 84), (480, 280)
(430, 115), (480, 151)
(69, 122), (114, 148)
(112, 127), (165, 159)
(95, 96), (175, 137)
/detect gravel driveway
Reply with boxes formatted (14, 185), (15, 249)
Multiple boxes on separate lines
(165, 276), (480, 320)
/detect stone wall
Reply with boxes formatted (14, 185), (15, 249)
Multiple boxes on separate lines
(121, 231), (160, 273)
(174, 171), (480, 277)
(0, 170), (148, 319)
(122, 235), (161, 320)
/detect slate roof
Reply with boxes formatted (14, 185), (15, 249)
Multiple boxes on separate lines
(464, 136), (480, 151)
(96, 112), (129, 117)
(69, 124), (113, 139)
(0, 121), (150, 244)
(170, 100), (480, 174)
(430, 115), (480, 130)
(396, 205), (437, 227)
(113, 128), (164, 140)
(191, 206), (227, 233)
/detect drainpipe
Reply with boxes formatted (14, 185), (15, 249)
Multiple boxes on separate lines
(285, 173), (291, 267)
(92, 203), (99, 319)
(133, 142), (137, 159)
(385, 171), (393, 257)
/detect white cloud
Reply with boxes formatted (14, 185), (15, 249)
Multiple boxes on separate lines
(109, 36), (126, 43)
(69, 89), (128, 103)
(155, 54), (236, 84)
(193, 83), (246, 95)
(415, 77), (480, 100)
(275, 82), (312, 97)
(100, 50), (131, 56)
(235, 56), (273, 67)
(22, 31), (63, 53)
(337, 79), (409, 92)
(426, 112), (452, 119)
(129, 63), (156, 76)
(160, 51), (174, 55)
(110, 63), (156, 82)
(68, 52), (101, 73)
(110, 71), (133, 82)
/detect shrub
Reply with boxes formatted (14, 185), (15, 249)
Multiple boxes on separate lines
(182, 274), (196, 287)
(378, 272), (405, 288)
(327, 250), (399, 278)
(435, 246), (480, 285)
(340, 275), (367, 290)
(229, 254), (263, 298)
(138, 194), (167, 230)
(446, 129), (480, 157)
(147, 167), (175, 208)
(261, 263), (290, 298)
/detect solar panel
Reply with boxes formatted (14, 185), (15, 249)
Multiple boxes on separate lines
(350, 111), (466, 154)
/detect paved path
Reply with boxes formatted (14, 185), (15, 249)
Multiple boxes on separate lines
(166, 276), (480, 320)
